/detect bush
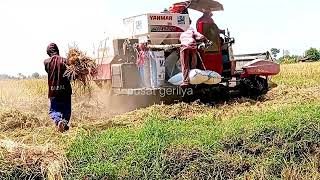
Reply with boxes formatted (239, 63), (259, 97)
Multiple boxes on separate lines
(278, 55), (301, 64)
(305, 48), (320, 61)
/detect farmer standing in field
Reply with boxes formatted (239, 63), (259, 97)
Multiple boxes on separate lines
(179, 27), (208, 87)
(44, 43), (72, 133)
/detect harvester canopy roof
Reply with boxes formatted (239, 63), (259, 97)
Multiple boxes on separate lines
(188, 0), (224, 12)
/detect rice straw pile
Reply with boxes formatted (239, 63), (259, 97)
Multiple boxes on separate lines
(0, 139), (67, 179)
(65, 47), (98, 96)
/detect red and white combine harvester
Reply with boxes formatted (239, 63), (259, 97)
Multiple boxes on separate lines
(94, 0), (280, 106)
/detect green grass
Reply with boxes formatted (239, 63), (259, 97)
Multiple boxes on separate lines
(66, 102), (320, 179)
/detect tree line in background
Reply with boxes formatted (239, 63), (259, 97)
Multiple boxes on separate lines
(0, 72), (46, 80)
(271, 47), (320, 64)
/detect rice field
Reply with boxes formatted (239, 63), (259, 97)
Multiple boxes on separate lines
(1, 62), (320, 179)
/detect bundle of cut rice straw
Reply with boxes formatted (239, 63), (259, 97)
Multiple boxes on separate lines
(65, 47), (97, 83)
(64, 47), (98, 96)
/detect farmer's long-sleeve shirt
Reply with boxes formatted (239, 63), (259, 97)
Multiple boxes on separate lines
(44, 43), (72, 98)
(180, 27), (206, 50)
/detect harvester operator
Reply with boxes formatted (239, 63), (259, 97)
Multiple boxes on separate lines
(196, 10), (225, 75)
(44, 43), (72, 133)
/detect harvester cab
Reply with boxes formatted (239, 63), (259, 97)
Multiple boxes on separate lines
(94, 0), (280, 103)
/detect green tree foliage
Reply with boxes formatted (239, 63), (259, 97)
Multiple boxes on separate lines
(17, 73), (26, 79)
(305, 48), (320, 61)
(270, 48), (281, 59)
(31, 72), (40, 79)
(0, 74), (16, 79)
(278, 55), (301, 64)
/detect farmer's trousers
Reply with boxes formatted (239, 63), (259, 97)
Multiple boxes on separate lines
(49, 96), (71, 126)
(180, 48), (197, 84)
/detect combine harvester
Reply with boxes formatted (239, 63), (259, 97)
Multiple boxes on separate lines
(94, 0), (280, 109)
